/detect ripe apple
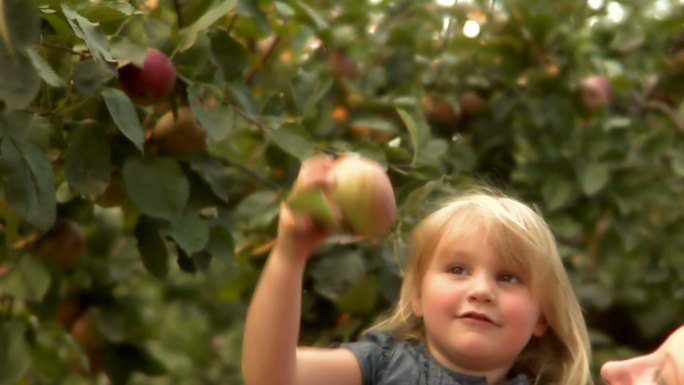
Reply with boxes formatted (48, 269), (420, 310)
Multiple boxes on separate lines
(328, 153), (396, 239)
(287, 154), (397, 240)
(95, 176), (127, 208)
(458, 90), (486, 118)
(70, 312), (106, 352)
(151, 107), (207, 155)
(670, 49), (684, 73)
(580, 75), (612, 110)
(37, 219), (84, 270)
(55, 297), (83, 330)
(118, 48), (176, 106)
(421, 94), (459, 127)
(329, 154), (396, 239)
(329, 50), (359, 79)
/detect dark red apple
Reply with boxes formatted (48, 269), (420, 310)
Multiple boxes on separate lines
(118, 48), (176, 106)
(37, 219), (85, 270)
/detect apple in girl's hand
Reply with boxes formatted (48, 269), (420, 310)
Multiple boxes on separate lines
(118, 48), (176, 106)
(330, 154), (396, 239)
(288, 154), (396, 240)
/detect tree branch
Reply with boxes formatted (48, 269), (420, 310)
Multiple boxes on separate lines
(646, 99), (684, 134)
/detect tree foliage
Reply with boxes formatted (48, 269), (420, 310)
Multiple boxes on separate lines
(0, 0), (683, 383)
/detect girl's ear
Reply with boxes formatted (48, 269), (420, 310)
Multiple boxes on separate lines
(533, 315), (548, 337)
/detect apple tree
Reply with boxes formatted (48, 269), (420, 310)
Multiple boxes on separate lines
(1, 0), (683, 384)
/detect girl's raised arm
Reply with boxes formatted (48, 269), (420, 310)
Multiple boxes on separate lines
(241, 155), (362, 385)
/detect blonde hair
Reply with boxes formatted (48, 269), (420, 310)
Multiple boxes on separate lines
(370, 188), (592, 385)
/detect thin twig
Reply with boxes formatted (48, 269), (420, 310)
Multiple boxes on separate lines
(217, 157), (281, 190)
(245, 35), (282, 85)
(41, 42), (89, 59)
(233, 105), (273, 132)
(646, 99), (684, 134)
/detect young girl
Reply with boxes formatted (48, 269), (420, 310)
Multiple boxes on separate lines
(241, 155), (593, 385)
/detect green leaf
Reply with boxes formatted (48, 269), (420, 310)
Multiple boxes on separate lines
(61, 4), (116, 66)
(0, 256), (51, 301)
(188, 84), (234, 142)
(206, 225), (235, 261)
(0, 45), (40, 110)
(0, 0), (39, 49)
(94, 307), (127, 343)
(0, 321), (30, 385)
(227, 81), (259, 115)
(103, 344), (166, 385)
(64, 124), (111, 198)
(0, 0), (10, 49)
(0, 112), (56, 231)
(397, 109), (419, 165)
(576, 162), (610, 196)
(134, 216), (169, 279)
(187, 153), (232, 203)
(73, 59), (116, 95)
(266, 122), (316, 161)
(670, 150), (684, 177)
(291, 71), (333, 115)
(77, 0), (139, 23)
(336, 275), (380, 315)
(123, 157), (189, 222)
(273, 1), (295, 17)
(311, 249), (366, 301)
(238, 0), (271, 33)
(30, 342), (63, 378)
(286, 188), (339, 230)
(25, 47), (64, 87)
(541, 176), (575, 211)
(179, 0), (239, 51)
(209, 29), (250, 82)
(165, 212), (210, 254)
(110, 38), (148, 66)
(102, 87), (145, 152)
(293, 0), (328, 30)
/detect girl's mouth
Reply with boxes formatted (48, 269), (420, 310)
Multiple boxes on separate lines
(459, 311), (497, 325)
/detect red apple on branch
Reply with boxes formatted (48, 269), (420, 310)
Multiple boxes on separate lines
(151, 107), (207, 155)
(118, 48), (176, 106)
(580, 75), (612, 111)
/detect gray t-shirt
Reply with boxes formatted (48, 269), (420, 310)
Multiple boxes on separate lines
(337, 331), (530, 385)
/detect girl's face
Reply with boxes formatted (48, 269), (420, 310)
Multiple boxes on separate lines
(412, 226), (547, 377)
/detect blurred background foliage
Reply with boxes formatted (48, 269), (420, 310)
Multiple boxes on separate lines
(1, 0), (683, 383)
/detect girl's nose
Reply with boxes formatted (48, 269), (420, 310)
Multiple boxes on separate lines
(467, 274), (495, 303)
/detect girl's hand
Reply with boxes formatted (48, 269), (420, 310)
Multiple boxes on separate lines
(274, 154), (336, 261)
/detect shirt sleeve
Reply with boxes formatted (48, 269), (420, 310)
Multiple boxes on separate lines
(333, 331), (395, 385)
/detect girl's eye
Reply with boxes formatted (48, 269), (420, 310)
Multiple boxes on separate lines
(447, 265), (468, 275)
(499, 273), (521, 284)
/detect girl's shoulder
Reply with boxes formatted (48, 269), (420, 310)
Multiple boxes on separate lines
(337, 331), (528, 385)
